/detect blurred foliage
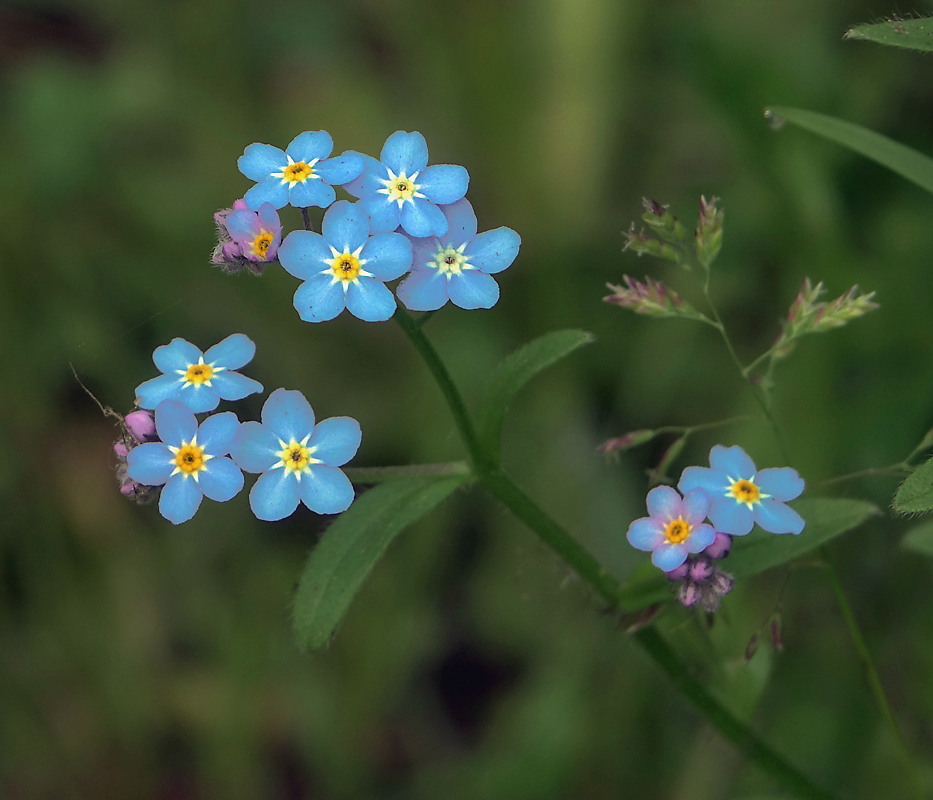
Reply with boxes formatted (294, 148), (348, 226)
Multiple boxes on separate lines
(3, 0), (933, 797)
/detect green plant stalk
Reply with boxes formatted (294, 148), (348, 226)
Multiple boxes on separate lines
(397, 309), (840, 800)
(820, 547), (922, 797)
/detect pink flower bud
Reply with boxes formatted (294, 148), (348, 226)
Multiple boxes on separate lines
(689, 558), (713, 582)
(125, 409), (156, 441)
(113, 442), (128, 458)
(666, 563), (689, 581)
(704, 532), (733, 560)
(678, 582), (700, 607)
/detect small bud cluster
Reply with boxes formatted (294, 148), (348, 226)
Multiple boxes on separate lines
(780, 279), (878, 347)
(212, 200), (277, 277)
(113, 409), (161, 503)
(694, 195), (724, 269)
(665, 532), (735, 612)
(603, 275), (699, 319)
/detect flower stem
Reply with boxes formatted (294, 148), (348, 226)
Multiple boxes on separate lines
(301, 208), (313, 231)
(396, 311), (841, 800)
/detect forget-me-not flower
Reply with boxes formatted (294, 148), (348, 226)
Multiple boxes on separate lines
(397, 198), (520, 311)
(223, 201), (283, 262)
(277, 200), (412, 323)
(126, 400), (244, 525)
(238, 131), (364, 211)
(230, 388), (361, 521)
(135, 334), (263, 414)
(344, 131), (469, 238)
(678, 445), (805, 536)
(627, 486), (716, 571)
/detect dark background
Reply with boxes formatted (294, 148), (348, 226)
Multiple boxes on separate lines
(2, 0), (933, 797)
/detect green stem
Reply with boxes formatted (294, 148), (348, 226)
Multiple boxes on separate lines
(820, 548), (922, 796)
(397, 312), (841, 800)
(301, 208), (313, 231)
(344, 461), (470, 483)
(814, 463), (909, 488)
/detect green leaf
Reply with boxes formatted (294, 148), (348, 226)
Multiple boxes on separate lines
(894, 455), (933, 514)
(845, 17), (933, 53)
(729, 498), (881, 579)
(478, 330), (595, 463)
(764, 106), (933, 197)
(901, 520), (933, 557)
(293, 475), (468, 652)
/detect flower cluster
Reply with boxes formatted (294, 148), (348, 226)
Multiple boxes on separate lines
(115, 335), (360, 525)
(626, 445), (805, 609)
(218, 129), (520, 319)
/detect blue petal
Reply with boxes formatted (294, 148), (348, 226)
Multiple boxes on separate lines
(322, 200), (369, 253)
(308, 417), (362, 467)
(681, 490), (710, 526)
(755, 499), (805, 534)
(238, 143), (286, 181)
(225, 208), (261, 239)
(126, 442), (174, 486)
(257, 202), (281, 232)
(244, 179), (290, 211)
(230, 421), (280, 473)
(709, 495), (754, 536)
(359, 193), (400, 234)
(678, 466), (729, 495)
(346, 279), (396, 322)
(262, 388), (315, 443)
(288, 179), (334, 209)
(299, 466), (355, 514)
(316, 152), (364, 185)
(210, 371), (263, 402)
(250, 469), (300, 521)
(286, 130), (333, 163)
(417, 164), (469, 205)
(447, 270), (499, 310)
(198, 457), (244, 503)
(652, 543), (688, 571)
(710, 444), (757, 480)
(411, 239), (442, 270)
(293, 275), (346, 323)
(687, 523), (716, 552)
(135, 373), (182, 410)
(342, 153), (388, 197)
(397, 270), (449, 311)
(155, 400), (197, 447)
(278, 230), (332, 281)
(176, 383), (221, 414)
(626, 517), (665, 551)
(153, 338), (202, 373)
(646, 485), (683, 520)
(360, 232), (412, 281)
(400, 198), (447, 238)
(196, 411), (240, 456)
(380, 131), (429, 176)
(159, 475), (203, 525)
(440, 198), (477, 247)
(756, 467), (805, 502)
(204, 333), (255, 370)
(465, 227), (521, 274)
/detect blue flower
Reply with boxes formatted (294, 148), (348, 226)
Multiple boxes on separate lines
(627, 486), (716, 571)
(397, 198), (520, 311)
(135, 334), (263, 414)
(238, 131), (364, 211)
(678, 445), (805, 536)
(343, 131), (469, 238)
(277, 200), (412, 323)
(126, 400), (243, 525)
(230, 388), (361, 521)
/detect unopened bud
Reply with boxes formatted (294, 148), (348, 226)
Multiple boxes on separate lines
(125, 409), (157, 442)
(604, 276), (707, 323)
(704, 532), (733, 560)
(622, 227), (679, 262)
(678, 581), (700, 607)
(641, 198), (687, 244)
(777, 278), (878, 354)
(694, 195), (724, 269)
(688, 557), (713, 582)
(666, 563), (689, 582)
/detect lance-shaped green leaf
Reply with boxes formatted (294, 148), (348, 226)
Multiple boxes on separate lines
(901, 520), (933, 557)
(728, 498), (881, 579)
(894, 455), (933, 514)
(293, 474), (468, 652)
(845, 17), (933, 53)
(478, 330), (594, 465)
(764, 106), (933, 197)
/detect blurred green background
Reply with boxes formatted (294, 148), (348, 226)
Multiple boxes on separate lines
(3, 0), (933, 797)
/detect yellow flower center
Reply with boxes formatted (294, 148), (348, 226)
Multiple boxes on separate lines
(277, 439), (319, 476)
(728, 478), (762, 507)
(169, 440), (209, 478)
(184, 362), (214, 386)
(380, 169), (421, 205)
(251, 231), (275, 259)
(431, 244), (469, 276)
(283, 161), (313, 184)
(664, 516), (692, 544)
(330, 252), (362, 282)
